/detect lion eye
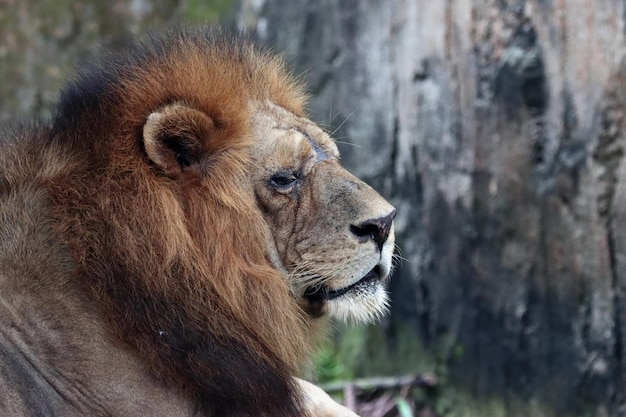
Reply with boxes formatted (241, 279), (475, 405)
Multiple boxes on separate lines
(269, 171), (300, 190)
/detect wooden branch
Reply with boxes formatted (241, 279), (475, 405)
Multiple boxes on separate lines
(320, 373), (437, 393)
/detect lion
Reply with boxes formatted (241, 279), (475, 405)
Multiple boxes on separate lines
(0, 28), (396, 417)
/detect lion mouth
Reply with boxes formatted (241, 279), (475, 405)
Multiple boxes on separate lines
(303, 265), (382, 303)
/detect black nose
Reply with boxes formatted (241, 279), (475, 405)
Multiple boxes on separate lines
(350, 209), (397, 250)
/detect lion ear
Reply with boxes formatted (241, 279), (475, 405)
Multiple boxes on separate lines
(143, 103), (216, 178)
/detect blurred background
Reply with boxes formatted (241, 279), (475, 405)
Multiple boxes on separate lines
(2, 1), (626, 416)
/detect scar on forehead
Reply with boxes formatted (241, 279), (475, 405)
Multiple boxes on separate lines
(274, 125), (332, 162)
(291, 128), (331, 162)
(307, 137), (330, 162)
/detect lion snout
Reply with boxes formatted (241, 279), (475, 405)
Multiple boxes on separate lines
(349, 208), (397, 251)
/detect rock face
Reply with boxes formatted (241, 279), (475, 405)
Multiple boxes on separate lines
(238, 0), (626, 415)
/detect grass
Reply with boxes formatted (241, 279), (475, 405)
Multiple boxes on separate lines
(312, 323), (568, 417)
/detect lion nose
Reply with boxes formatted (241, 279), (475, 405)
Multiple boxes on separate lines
(350, 209), (397, 251)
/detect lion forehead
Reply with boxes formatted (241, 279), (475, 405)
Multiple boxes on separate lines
(249, 100), (339, 166)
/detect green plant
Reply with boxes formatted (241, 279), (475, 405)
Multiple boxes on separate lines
(184, 0), (234, 22)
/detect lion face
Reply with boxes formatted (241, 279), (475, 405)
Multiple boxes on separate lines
(249, 101), (396, 323)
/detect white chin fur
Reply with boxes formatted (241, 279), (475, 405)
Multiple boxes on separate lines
(325, 284), (389, 323)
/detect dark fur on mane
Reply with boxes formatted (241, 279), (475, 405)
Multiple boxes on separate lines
(46, 28), (312, 416)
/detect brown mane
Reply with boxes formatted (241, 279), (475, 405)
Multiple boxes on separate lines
(46, 29), (312, 416)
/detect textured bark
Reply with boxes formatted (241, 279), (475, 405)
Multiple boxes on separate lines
(0, 0), (181, 123)
(238, 1), (626, 415)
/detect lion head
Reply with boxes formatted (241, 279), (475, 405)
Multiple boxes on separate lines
(142, 99), (396, 326)
(246, 100), (396, 323)
(35, 28), (395, 416)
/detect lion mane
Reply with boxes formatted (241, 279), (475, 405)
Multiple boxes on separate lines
(6, 29), (315, 416)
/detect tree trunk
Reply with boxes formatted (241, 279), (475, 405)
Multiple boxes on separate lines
(237, 1), (626, 415)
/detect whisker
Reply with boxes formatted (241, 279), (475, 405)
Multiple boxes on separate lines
(316, 121), (335, 131)
(331, 107), (358, 136)
(334, 140), (369, 150)
(287, 260), (350, 291)
(328, 101), (334, 126)
(392, 245), (413, 263)
(392, 253), (411, 263)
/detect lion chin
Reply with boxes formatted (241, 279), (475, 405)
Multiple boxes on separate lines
(300, 243), (395, 323)
(0, 27), (395, 417)
(308, 263), (393, 323)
